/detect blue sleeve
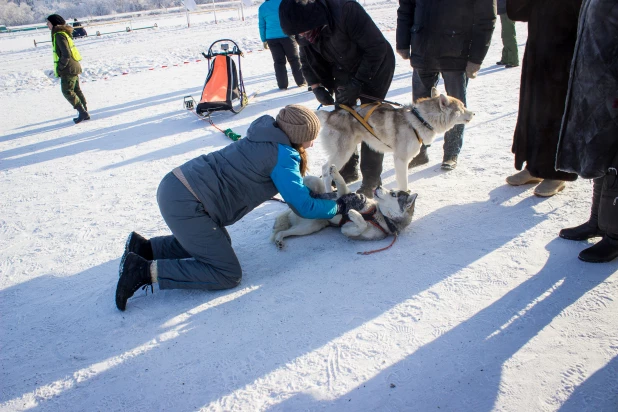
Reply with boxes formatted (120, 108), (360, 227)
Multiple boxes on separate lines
(258, 9), (266, 42)
(271, 144), (338, 219)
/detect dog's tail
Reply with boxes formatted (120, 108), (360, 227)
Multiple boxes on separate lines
(270, 210), (292, 242)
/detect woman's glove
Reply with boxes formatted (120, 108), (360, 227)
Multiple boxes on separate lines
(396, 48), (410, 59)
(313, 86), (335, 105)
(336, 77), (363, 106)
(336, 193), (367, 215)
(263, 42), (269, 50)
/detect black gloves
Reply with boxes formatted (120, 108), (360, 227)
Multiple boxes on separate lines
(336, 77), (363, 106)
(312, 86), (335, 106)
(336, 193), (367, 215)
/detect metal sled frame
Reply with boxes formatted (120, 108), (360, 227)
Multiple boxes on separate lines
(183, 39), (249, 119)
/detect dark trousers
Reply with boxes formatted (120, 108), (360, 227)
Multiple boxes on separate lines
(267, 36), (305, 89)
(60, 75), (87, 109)
(412, 69), (468, 158)
(151, 173), (241, 291)
(593, 174), (618, 236)
(500, 14), (519, 65)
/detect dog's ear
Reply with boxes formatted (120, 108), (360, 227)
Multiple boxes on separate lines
(405, 193), (418, 209)
(430, 87), (440, 98)
(438, 94), (449, 111)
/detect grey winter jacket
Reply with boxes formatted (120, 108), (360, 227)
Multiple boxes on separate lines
(178, 116), (304, 227)
(556, 0), (618, 179)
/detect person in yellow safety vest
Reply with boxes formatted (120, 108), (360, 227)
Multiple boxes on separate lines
(47, 14), (90, 124)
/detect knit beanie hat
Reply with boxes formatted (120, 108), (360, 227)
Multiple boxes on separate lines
(279, 0), (329, 36)
(276, 104), (321, 144)
(47, 14), (66, 27)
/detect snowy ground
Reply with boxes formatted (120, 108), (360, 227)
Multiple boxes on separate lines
(1, 3), (617, 411)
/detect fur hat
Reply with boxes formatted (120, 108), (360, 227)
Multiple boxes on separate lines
(276, 104), (321, 144)
(279, 0), (328, 36)
(47, 14), (66, 27)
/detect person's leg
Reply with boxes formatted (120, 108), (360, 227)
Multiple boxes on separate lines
(282, 36), (306, 86)
(441, 71), (468, 169)
(60, 75), (81, 109)
(153, 173), (242, 290)
(560, 177), (603, 240)
(267, 39), (289, 90)
(73, 77), (87, 111)
(579, 173), (618, 262)
(408, 69), (439, 167)
(500, 13), (519, 66)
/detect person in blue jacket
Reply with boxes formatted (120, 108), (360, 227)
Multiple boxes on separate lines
(115, 105), (366, 311)
(259, 0), (306, 89)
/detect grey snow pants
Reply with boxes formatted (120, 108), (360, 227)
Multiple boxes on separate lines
(151, 172), (242, 290)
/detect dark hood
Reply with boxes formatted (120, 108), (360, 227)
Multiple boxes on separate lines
(279, 0), (329, 36)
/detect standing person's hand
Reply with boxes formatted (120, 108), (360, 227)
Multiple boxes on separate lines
(396, 48), (410, 59)
(336, 78), (363, 105)
(263, 41), (269, 50)
(312, 85), (335, 105)
(466, 62), (481, 79)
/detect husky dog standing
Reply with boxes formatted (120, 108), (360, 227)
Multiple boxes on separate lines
(271, 166), (418, 249)
(318, 88), (474, 193)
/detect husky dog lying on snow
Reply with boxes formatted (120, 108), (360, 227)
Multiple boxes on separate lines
(271, 165), (418, 249)
(317, 88), (475, 193)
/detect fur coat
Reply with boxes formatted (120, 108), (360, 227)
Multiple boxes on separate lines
(556, 0), (618, 179)
(507, 0), (581, 181)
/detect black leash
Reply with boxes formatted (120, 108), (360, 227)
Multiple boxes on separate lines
(358, 93), (403, 107)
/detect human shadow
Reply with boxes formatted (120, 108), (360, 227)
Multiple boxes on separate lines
(0, 86), (202, 144)
(271, 238), (618, 411)
(558, 354), (618, 412)
(2, 186), (562, 410)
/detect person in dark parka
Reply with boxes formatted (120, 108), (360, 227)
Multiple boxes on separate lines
(556, 0), (618, 263)
(279, 0), (395, 197)
(115, 105), (368, 311)
(396, 0), (495, 170)
(504, 0), (581, 197)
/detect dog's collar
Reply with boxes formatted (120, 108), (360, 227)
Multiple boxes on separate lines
(382, 215), (399, 234)
(411, 107), (434, 131)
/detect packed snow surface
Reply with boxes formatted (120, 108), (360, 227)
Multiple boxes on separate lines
(1, 3), (616, 411)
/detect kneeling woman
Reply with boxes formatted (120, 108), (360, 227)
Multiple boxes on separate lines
(116, 105), (363, 311)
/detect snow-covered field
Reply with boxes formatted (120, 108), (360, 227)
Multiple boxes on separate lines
(1, 3), (617, 411)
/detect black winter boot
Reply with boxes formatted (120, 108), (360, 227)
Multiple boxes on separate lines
(578, 235), (618, 263)
(339, 150), (360, 184)
(119, 232), (153, 277)
(408, 145), (429, 168)
(116, 252), (152, 311)
(559, 222), (604, 241)
(73, 105), (90, 124)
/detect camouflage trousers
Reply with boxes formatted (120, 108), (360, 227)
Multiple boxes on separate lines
(60, 75), (87, 109)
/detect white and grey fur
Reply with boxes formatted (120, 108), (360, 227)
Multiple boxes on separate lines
(271, 166), (418, 249)
(317, 88), (475, 192)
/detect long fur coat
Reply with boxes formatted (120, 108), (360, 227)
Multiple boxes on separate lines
(507, 0), (581, 181)
(556, 0), (618, 179)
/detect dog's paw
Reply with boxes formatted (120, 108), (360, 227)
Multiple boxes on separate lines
(328, 164), (338, 177)
(275, 239), (285, 250)
(348, 209), (364, 224)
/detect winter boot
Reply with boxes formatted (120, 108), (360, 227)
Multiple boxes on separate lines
(534, 179), (565, 197)
(441, 155), (458, 171)
(578, 235), (618, 263)
(73, 104), (90, 124)
(119, 232), (153, 276)
(559, 222), (604, 241)
(356, 178), (382, 199)
(408, 145), (429, 168)
(339, 151), (360, 184)
(116, 252), (153, 311)
(506, 168), (543, 186)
